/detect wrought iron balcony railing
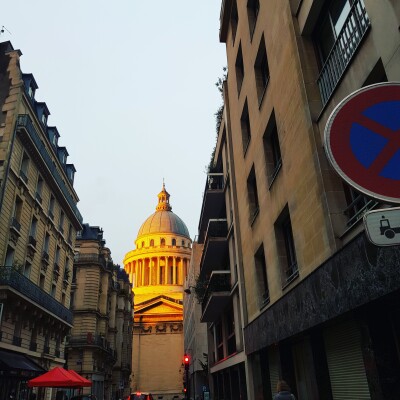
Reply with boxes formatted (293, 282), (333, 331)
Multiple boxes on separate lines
(67, 333), (117, 360)
(74, 253), (106, 268)
(10, 217), (21, 232)
(0, 266), (73, 324)
(317, 0), (370, 105)
(16, 115), (83, 224)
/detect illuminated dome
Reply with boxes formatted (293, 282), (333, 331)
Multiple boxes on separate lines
(136, 184), (190, 239)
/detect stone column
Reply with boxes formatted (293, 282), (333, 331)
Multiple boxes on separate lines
(173, 257), (177, 284)
(157, 257), (160, 285)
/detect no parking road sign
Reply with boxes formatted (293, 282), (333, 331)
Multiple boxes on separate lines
(324, 82), (400, 204)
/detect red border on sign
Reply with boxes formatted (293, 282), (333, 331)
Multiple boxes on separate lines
(325, 82), (400, 204)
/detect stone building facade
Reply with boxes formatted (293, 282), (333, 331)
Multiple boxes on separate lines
(124, 185), (192, 399)
(68, 224), (133, 400)
(195, 1), (400, 399)
(0, 41), (82, 400)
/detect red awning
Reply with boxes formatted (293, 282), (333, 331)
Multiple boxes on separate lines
(67, 369), (92, 387)
(28, 367), (92, 388)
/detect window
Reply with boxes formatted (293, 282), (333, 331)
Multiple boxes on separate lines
(247, 0), (260, 38)
(231, 0), (239, 44)
(41, 113), (47, 125)
(172, 238), (176, 246)
(240, 100), (251, 154)
(20, 152), (30, 184)
(55, 246), (60, 265)
(161, 238), (165, 247)
(13, 196), (23, 224)
(215, 322), (224, 361)
(24, 261), (32, 278)
(275, 206), (298, 286)
(343, 184), (377, 227)
(67, 224), (73, 245)
(314, 0), (370, 104)
(29, 217), (38, 240)
(263, 111), (282, 187)
(254, 244), (269, 308)
(28, 85), (34, 98)
(247, 166), (259, 224)
(254, 35), (270, 105)
(36, 175), (43, 204)
(150, 239), (154, 247)
(59, 211), (64, 233)
(5, 246), (15, 266)
(48, 195), (55, 220)
(226, 307), (236, 355)
(44, 233), (50, 254)
(141, 241), (145, 248)
(235, 44), (244, 95)
(39, 275), (45, 290)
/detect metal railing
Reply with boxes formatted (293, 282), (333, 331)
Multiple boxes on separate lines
(67, 334), (117, 359)
(207, 173), (225, 190)
(74, 253), (106, 268)
(10, 217), (21, 232)
(16, 115), (83, 224)
(317, 0), (370, 105)
(0, 266), (73, 324)
(205, 219), (228, 239)
(202, 270), (231, 309)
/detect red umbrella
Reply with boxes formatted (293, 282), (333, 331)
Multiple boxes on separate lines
(67, 369), (92, 387)
(28, 367), (88, 388)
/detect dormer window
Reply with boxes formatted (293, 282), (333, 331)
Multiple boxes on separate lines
(28, 86), (34, 99)
(41, 113), (47, 125)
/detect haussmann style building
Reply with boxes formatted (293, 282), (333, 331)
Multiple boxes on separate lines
(68, 224), (133, 400)
(0, 41), (83, 399)
(124, 184), (192, 400)
(192, 1), (400, 400)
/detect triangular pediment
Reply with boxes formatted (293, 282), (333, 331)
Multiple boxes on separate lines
(135, 295), (183, 315)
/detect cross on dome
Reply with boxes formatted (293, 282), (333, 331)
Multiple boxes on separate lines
(156, 182), (172, 211)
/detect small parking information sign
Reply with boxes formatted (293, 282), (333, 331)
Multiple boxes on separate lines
(364, 207), (400, 246)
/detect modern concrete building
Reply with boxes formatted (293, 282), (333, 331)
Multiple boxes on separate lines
(0, 41), (83, 399)
(124, 184), (192, 400)
(68, 224), (133, 400)
(196, 1), (400, 399)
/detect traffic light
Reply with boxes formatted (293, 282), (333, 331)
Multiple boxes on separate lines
(184, 354), (190, 370)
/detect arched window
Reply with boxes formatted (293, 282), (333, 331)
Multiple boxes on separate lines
(182, 240), (185, 247)
(141, 241), (145, 248)
(172, 238), (176, 246)
(161, 238), (165, 247)
(150, 239), (154, 247)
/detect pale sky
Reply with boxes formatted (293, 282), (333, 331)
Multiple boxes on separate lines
(2, 1), (226, 264)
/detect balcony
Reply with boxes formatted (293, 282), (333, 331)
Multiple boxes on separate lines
(67, 334), (117, 361)
(16, 115), (83, 225)
(0, 266), (73, 325)
(198, 174), (226, 244)
(201, 271), (231, 323)
(10, 217), (21, 233)
(219, 0), (233, 42)
(199, 219), (229, 278)
(317, 0), (370, 105)
(74, 253), (106, 269)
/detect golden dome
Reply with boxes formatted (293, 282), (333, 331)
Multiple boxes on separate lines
(136, 184), (190, 239)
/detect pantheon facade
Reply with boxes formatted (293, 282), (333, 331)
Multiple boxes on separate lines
(124, 184), (192, 399)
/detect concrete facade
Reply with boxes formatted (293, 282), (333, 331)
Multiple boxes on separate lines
(195, 1), (400, 399)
